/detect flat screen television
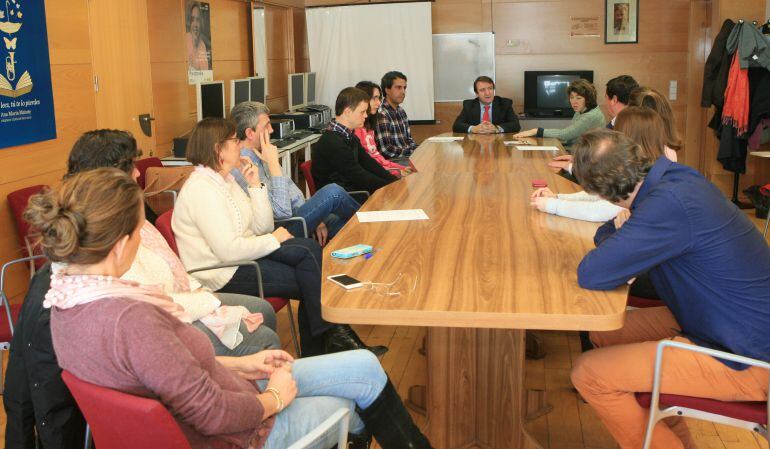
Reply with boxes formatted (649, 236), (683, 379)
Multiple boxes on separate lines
(524, 71), (594, 117)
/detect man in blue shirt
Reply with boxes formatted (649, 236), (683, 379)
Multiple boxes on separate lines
(569, 130), (770, 449)
(230, 101), (361, 245)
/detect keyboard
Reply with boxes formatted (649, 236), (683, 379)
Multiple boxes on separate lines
(273, 139), (293, 148)
(291, 130), (315, 140)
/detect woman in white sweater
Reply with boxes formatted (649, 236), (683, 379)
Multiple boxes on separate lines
(172, 118), (387, 357)
(531, 107), (676, 222)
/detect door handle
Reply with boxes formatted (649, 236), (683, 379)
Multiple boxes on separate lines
(138, 113), (155, 137)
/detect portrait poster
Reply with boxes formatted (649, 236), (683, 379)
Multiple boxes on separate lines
(185, 1), (213, 84)
(0, 0), (56, 149)
(605, 0), (639, 44)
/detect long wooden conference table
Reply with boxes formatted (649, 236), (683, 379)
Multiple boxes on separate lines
(321, 134), (628, 449)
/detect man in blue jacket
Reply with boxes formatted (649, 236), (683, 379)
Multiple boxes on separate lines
(570, 129), (770, 449)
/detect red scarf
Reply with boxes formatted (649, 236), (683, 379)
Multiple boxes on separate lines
(722, 52), (750, 136)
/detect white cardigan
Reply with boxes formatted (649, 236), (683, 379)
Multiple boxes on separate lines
(544, 191), (625, 223)
(172, 168), (280, 290)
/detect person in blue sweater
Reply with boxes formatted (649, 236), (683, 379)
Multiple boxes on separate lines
(569, 129), (770, 449)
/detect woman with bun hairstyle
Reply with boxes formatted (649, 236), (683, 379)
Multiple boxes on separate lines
(27, 167), (431, 449)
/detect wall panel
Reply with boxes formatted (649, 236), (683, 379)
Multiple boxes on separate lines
(0, 0), (97, 301)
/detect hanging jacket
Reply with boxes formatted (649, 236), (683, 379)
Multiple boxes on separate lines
(726, 21), (770, 70)
(702, 19), (736, 108)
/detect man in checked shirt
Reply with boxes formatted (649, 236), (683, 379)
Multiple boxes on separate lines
(375, 71), (418, 162)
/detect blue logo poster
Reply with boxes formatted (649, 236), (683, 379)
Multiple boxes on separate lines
(0, 0), (56, 149)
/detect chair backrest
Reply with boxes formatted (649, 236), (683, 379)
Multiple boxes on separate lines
(134, 157), (163, 189)
(61, 370), (192, 449)
(155, 210), (179, 256)
(8, 185), (48, 268)
(300, 160), (317, 196)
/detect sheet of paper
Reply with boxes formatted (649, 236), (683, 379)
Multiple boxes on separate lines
(426, 136), (464, 142)
(503, 140), (532, 145)
(515, 145), (561, 151)
(357, 209), (429, 223)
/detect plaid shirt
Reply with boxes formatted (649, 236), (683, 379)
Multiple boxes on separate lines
(375, 102), (417, 159)
(231, 148), (305, 219)
(326, 119), (353, 139)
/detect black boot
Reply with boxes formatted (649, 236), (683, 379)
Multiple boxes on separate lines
(344, 432), (372, 448)
(357, 379), (432, 449)
(323, 324), (389, 356)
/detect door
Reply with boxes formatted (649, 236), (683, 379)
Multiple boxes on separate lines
(87, 0), (156, 155)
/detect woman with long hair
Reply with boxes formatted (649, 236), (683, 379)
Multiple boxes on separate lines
(354, 81), (410, 177)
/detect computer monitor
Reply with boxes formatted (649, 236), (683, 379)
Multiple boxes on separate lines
(230, 78), (251, 111)
(305, 72), (316, 105)
(197, 81), (226, 121)
(249, 76), (266, 104)
(288, 73), (305, 111)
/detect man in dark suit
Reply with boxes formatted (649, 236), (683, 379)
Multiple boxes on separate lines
(452, 76), (520, 134)
(604, 75), (638, 129)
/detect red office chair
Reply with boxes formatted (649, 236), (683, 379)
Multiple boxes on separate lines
(7, 184), (48, 273)
(634, 340), (769, 449)
(299, 160), (369, 202)
(627, 295), (663, 309)
(155, 210), (301, 356)
(61, 370), (192, 449)
(134, 156), (163, 190)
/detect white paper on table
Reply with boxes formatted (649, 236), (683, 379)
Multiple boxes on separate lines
(356, 209), (429, 223)
(515, 145), (561, 151)
(503, 140), (531, 146)
(426, 136), (464, 142)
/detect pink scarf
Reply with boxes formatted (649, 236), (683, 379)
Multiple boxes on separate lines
(140, 222), (191, 293)
(45, 264), (193, 323)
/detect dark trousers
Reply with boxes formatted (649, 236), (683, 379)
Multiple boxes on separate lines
(218, 238), (331, 356)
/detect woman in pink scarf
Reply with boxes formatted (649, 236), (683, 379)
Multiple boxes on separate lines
(30, 167), (432, 449)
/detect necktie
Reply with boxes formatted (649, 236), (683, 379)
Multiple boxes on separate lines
(482, 105), (490, 123)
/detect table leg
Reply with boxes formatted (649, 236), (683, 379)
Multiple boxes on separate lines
(427, 328), (544, 449)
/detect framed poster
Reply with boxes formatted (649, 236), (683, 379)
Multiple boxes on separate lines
(605, 0), (639, 44)
(0, 0), (56, 149)
(185, 1), (213, 84)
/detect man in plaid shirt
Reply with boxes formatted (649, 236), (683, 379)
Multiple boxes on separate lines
(375, 71), (417, 160)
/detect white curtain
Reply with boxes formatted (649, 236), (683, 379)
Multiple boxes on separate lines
(306, 2), (434, 121)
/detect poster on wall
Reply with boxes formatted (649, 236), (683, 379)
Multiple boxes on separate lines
(0, 0), (56, 149)
(605, 0), (639, 44)
(185, 1), (213, 84)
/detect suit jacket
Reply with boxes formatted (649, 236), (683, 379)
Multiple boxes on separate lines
(452, 96), (520, 133)
(312, 130), (398, 195)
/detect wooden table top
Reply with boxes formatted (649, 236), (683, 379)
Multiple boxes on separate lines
(320, 134), (628, 331)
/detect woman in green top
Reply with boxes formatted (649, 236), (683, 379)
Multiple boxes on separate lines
(514, 79), (606, 148)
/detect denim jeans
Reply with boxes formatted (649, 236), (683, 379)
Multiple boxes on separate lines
(262, 350), (387, 449)
(191, 293), (281, 356)
(289, 183), (360, 239)
(217, 238), (331, 356)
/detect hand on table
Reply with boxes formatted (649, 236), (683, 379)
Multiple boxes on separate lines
(513, 128), (537, 138)
(471, 121), (498, 134)
(531, 187), (556, 199)
(547, 154), (573, 172)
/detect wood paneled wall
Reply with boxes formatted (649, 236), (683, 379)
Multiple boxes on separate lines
(305, 0), (695, 163)
(0, 0), (97, 301)
(147, 0), (310, 156)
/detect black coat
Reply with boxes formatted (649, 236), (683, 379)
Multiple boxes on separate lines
(3, 264), (86, 449)
(312, 130), (398, 195)
(702, 19), (736, 108)
(452, 96), (520, 133)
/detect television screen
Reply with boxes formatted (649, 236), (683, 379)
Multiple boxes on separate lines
(233, 79), (250, 106)
(250, 77), (266, 103)
(290, 74), (304, 108)
(537, 75), (579, 109)
(523, 70), (593, 117)
(200, 82), (225, 119)
(306, 72), (316, 104)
